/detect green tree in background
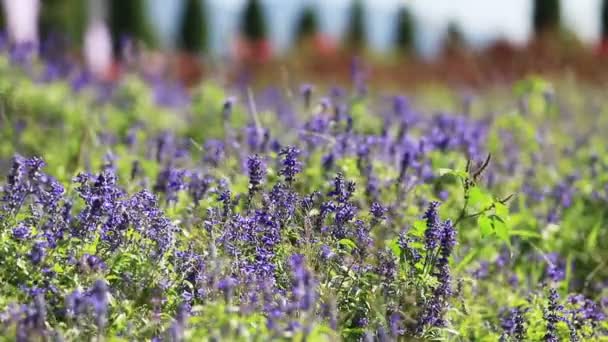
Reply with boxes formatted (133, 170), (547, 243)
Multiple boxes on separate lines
(345, 0), (366, 50)
(241, 0), (267, 42)
(178, 0), (208, 53)
(39, 0), (87, 44)
(109, 0), (156, 55)
(602, 0), (608, 40)
(442, 21), (467, 55)
(294, 5), (319, 44)
(394, 6), (415, 55)
(532, 0), (561, 36)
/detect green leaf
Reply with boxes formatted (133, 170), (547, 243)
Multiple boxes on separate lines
(437, 168), (468, 180)
(411, 220), (427, 237)
(494, 202), (509, 219)
(478, 215), (493, 237)
(338, 239), (357, 252)
(491, 215), (509, 242)
(387, 238), (401, 258)
(469, 187), (493, 209)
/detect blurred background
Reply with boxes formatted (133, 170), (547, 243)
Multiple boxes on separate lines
(3, 0), (608, 88)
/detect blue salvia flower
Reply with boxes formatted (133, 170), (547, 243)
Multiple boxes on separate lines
(247, 154), (266, 195)
(14, 294), (48, 340)
(334, 203), (357, 228)
(2, 155), (27, 214)
(500, 307), (527, 340)
(90, 280), (109, 330)
(370, 202), (387, 221)
(65, 289), (86, 319)
(154, 166), (186, 204)
(544, 288), (563, 342)
(12, 222), (31, 240)
(423, 201), (441, 251)
(29, 242), (47, 265)
(166, 303), (189, 341)
(566, 294), (605, 339)
(321, 152), (335, 171)
(267, 183), (298, 225)
(398, 232), (422, 265)
(203, 140), (225, 167)
(187, 172), (212, 205)
(398, 151), (411, 182)
(545, 253), (566, 283)
(278, 146), (301, 184)
(439, 219), (456, 260)
(328, 173), (355, 203)
(289, 254), (316, 312)
(417, 218), (457, 333)
(375, 249), (397, 283)
(218, 277), (237, 303)
(128, 190), (177, 256)
(300, 84), (313, 108)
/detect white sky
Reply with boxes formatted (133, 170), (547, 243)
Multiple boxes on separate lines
(147, 0), (602, 57)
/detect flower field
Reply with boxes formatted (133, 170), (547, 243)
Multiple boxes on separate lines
(0, 47), (607, 341)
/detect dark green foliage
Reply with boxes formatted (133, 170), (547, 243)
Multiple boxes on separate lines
(602, 0), (608, 39)
(345, 0), (366, 49)
(108, 0), (156, 55)
(442, 21), (466, 52)
(241, 0), (267, 41)
(178, 0), (208, 53)
(532, 0), (561, 35)
(394, 6), (415, 54)
(294, 5), (319, 43)
(38, 0), (87, 44)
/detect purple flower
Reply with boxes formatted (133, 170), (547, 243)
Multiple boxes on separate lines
(218, 277), (237, 302)
(154, 166), (186, 204)
(289, 254), (316, 311)
(398, 232), (421, 265)
(423, 201), (441, 251)
(12, 223), (31, 240)
(500, 307), (527, 340)
(300, 84), (313, 108)
(187, 172), (213, 205)
(267, 183), (298, 224)
(278, 146), (301, 184)
(544, 288), (563, 342)
(545, 253), (566, 283)
(439, 219), (456, 260)
(319, 245), (335, 260)
(370, 202), (387, 220)
(328, 173), (356, 203)
(90, 280), (109, 329)
(29, 242), (47, 265)
(247, 154), (266, 195)
(203, 140), (225, 167)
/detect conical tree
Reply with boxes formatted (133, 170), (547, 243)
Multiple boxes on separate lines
(532, 0), (560, 36)
(345, 0), (366, 50)
(602, 0), (608, 40)
(177, 0), (208, 53)
(442, 21), (467, 55)
(294, 5), (319, 44)
(241, 0), (267, 42)
(394, 6), (415, 54)
(108, 0), (156, 56)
